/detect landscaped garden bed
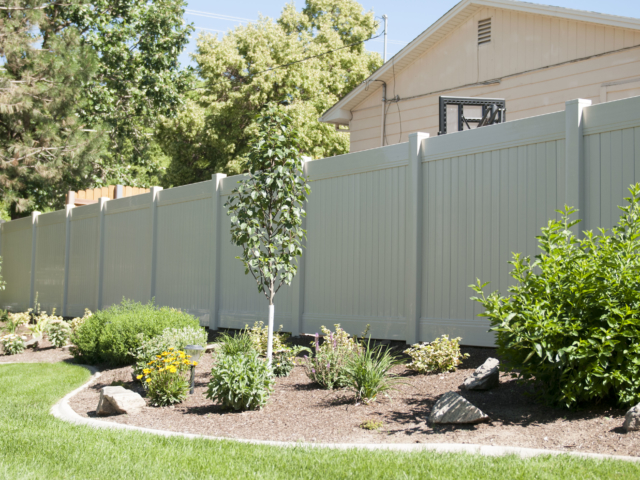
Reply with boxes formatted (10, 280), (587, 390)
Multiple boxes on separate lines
(65, 345), (640, 457)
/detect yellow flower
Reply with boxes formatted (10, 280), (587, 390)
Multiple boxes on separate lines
(161, 352), (168, 356)
(136, 375), (143, 380)
(169, 368), (177, 373)
(142, 369), (150, 375)
(168, 347), (174, 350)
(145, 378), (151, 383)
(193, 361), (198, 366)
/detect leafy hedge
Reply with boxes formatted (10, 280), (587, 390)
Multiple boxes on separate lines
(472, 185), (640, 408)
(71, 299), (200, 366)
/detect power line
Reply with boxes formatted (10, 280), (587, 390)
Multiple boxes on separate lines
(249, 31), (384, 77)
(185, 9), (254, 23)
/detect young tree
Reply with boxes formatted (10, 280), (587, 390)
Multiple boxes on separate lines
(225, 105), (310, 363)
(157, 0), (381, 186)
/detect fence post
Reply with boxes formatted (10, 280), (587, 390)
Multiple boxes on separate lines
(29, 211), (41, 309)
(290, 157), (311, 337)
(149, 186), (163, 302)
(96, 197), (108, 311)
(405, 133), (429, 345)
(565, 98), (592, 236)
(209, 173), (227, 330)
(62, 205), (74, 317)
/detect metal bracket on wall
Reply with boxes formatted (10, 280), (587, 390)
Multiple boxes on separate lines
(438, 96), (506, 135)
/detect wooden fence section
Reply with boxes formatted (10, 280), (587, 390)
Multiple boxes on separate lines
(1, 96), (639, 346)
(66, 186), (150, 206)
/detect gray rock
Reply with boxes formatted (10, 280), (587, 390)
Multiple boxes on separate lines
(463, 357), (500, 390)
(623, 403), (640, 432)
(96, 386), (123, 416)
(96, 386), (146, 416)
(24, 338), (38, 349)
(429, 391), (490, 425)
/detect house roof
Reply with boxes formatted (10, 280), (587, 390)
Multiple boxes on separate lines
(319, 0), (640, 125)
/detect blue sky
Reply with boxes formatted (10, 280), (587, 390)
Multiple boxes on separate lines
(180, 0), (640, 67)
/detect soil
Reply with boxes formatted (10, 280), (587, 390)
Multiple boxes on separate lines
(68, 346), (640, 457)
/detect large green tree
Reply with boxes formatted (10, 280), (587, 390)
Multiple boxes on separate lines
(0, 0), (193, 217)
(157, 0), (382, 187)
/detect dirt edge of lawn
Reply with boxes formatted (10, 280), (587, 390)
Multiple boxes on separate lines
(43, 362), (639, 463)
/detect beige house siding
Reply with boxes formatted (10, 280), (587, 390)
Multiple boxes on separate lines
(348, 7), (640, 153)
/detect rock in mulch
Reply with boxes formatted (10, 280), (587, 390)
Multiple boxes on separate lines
(463, 357), (500, 390)
(429, 391), (490, 425)
(623, 403), (640, 432)
(96, 386), (145, 416)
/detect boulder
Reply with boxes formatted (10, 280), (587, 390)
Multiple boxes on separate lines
(96, 386), (146, 416)
(24, 338), (39, 349)
(623, 403), (640, 432)
(429, 391), (490, 425)
(463, 357), (500, 390)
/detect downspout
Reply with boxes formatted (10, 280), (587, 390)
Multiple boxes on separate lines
(369, 79), (387, 147)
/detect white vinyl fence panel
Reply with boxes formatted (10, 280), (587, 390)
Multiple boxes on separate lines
(101, 193), (152, 307)
(0, 216), (33, 312)
(154, 181), (214, 325)
(66, 204), (100, 317)
(1, 95), (639, 346)
(33, 210), (67, 314)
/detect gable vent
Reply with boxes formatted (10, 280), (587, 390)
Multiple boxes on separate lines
(478, 18), (491, 45)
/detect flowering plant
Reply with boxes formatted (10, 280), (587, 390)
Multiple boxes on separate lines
(136, 348), (197, 406)
(302, 324), (361, 389)
(404, 335), (468, 373)
(1, 334), (25, 355)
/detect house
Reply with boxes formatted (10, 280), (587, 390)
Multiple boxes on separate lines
(319, 0), (640, 152)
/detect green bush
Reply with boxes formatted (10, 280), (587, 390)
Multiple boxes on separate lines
(343, 340), (403, 404)
(71, 299), (200, 366)
(471, 185), (640, 408)
(1, 334), (24, 355)
(47, 319), (72, 348)
(132, 326), (208, 381)
(214, 331), (256, 357)
(302, 325), (360, 389)
(404, 335), (469, 374)
(206, 353), (275, 411)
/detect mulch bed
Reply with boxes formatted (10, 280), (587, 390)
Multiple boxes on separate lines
(0, 323), (74, 364)
(67, 346), (640, 457)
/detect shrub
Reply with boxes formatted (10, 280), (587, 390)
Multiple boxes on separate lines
(1, 334), (24, 355)
(206, 353), (275, 411)
(271, 350), (296, 377)
(343, 340), (403, 404)
(303, 324), (360, 389)
(471, 185), (640, 409)
(137, 348), (196, 406)
(214, 331), (256, 357)
(404, 335), (468, 374)
(70, 309), (92, 333)
(3, 313), (26, 335)
(71, 299), (200, 366)
(47, 319), (72, 348)
(27, 310), (61, 347)
(132, 326), (208, 380)
(245, 321), (290, 356)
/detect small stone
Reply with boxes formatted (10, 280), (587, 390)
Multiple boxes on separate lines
(97, 386), (146, 416)
(623, 403), (640, 432)
(463, 357), (500, 390)
(429, 391), (490, 425)
(24, 338), (38, 349)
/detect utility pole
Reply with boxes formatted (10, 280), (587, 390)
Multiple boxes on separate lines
(382, 14), (388, 63)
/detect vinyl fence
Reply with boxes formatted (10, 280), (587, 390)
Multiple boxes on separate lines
(1, 96), (639, 346)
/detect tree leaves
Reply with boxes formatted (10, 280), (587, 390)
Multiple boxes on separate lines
(225, 105), (310, 305)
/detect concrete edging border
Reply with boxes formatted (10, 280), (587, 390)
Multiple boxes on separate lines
(29, 363), (637, 463)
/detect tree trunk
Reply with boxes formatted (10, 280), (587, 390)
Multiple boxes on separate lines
(267, 303), (275, 365)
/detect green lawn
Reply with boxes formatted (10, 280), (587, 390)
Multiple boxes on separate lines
(0, 363), (638, 480)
